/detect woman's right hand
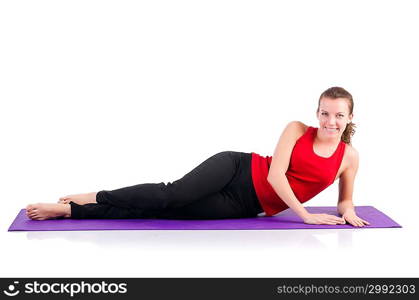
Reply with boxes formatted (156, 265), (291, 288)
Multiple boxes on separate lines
(303, 213), (346, 225)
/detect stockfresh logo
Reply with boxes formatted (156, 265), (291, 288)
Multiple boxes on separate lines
(3, 281), (20, 297)
(2, 280), (128, 297)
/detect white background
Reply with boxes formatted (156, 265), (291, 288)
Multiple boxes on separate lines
(1, 0), (418, 277)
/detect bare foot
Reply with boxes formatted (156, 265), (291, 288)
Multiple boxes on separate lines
(57, 192), (98, 205)
(26, 203), (71, 220)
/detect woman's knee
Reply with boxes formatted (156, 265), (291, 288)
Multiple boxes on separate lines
(214, 150), (241, 161)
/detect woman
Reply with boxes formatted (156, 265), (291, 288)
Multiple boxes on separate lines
(26, 87), (370, 227)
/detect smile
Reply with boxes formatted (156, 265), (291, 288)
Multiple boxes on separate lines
(324, 127), (339, 132)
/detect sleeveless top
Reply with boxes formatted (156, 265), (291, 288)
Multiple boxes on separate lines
(251, 126), (346, 216)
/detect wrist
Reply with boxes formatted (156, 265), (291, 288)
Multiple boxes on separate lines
(342, 208), (356, 216)
(300, 211), (311, 221)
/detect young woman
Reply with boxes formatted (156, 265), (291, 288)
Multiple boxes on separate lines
(26, 86), (370, 227)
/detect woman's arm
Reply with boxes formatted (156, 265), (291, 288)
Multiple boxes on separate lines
(337, 147), (370, 227)
(267, 121), (310, 220)
(268, 121), (345, 225)
(337, 147), (358, 215)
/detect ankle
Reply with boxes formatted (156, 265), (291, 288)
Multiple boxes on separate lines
(90, 192), (98, 202)
(63, 204), (71, 218)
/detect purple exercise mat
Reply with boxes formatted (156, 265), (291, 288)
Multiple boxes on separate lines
(8, 206), (401, 231)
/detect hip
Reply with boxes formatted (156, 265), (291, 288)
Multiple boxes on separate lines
(224, 151), (264, 216)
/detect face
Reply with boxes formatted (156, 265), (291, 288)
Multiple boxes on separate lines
(316, 97), (353, 139)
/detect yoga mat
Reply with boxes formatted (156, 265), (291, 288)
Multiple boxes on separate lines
(8, 206), (401, 231)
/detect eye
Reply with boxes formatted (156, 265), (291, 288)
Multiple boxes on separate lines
(321, 112), (328, 115)
(337, 114), (344, 118)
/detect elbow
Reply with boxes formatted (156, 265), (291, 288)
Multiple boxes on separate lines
(267, 172), (286, 185)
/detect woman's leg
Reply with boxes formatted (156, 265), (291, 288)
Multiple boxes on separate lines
(70, 202), (155, 219)
(70, 190), (245, 220)
(95, 151), (239, 211)
(70, 151), (262, 220)
(26, 151), (263, 220)
(57, 192), (97, 205)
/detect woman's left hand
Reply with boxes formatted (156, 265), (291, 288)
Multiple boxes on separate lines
(342, 211), (370, 227)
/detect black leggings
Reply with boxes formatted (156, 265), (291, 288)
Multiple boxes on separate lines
(70, 151), (264, 219)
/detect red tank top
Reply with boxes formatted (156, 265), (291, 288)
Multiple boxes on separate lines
(251, 126), (346, 216)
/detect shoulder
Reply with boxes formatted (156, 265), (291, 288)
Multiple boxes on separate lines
(284, 120), (308, 137)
